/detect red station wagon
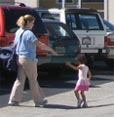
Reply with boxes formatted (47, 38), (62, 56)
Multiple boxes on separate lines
(0, 3), (49, 58)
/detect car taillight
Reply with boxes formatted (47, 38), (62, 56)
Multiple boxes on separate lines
(104, 35), (114, 46)
(0, 36), (9, 46)
(104, 36), (110, 46)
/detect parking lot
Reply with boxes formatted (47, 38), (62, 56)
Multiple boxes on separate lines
(0, 60), (114, 117)
(0, 60), (113, 96)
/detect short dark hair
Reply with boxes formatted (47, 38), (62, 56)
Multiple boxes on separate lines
(75, 54), (87, 64)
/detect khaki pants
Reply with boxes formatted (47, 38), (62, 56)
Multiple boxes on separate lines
(9, 56), (44, 103)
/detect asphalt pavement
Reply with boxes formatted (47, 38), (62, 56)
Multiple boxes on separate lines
(0, 74), (114, 117)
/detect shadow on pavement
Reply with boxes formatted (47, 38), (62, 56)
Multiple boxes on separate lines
(44, 104), (76, 109)
(89, 103), (114, 108)
(17, 104), (77, 109)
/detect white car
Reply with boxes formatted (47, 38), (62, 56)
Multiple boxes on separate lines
(35, 8), (107, 66)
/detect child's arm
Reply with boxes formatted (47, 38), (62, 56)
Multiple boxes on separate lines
(66, 62), (80, 71)
(87, 69), (92, 80)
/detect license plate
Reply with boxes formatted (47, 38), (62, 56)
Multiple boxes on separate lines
(82, 37), (91, 45)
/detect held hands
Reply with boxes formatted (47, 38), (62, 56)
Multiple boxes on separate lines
(87, 77), (91, 81)
(65, 61), (71, 66)
(65, 61), (78, 71)
(87, 78), (91, 86)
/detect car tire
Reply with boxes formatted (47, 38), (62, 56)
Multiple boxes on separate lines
(104, 59), (114, 68)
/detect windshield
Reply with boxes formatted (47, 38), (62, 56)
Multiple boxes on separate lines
(44, 22), (72, 39)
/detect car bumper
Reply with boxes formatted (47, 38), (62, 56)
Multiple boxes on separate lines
(38, 56), (76, 65)
(106, 47), (114, 59)
(81, 48), (108, 54)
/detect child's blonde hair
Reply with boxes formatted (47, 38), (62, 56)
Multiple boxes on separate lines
(16, 14), (35, 28)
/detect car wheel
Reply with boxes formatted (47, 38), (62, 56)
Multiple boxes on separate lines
(104, 59), (114, 68)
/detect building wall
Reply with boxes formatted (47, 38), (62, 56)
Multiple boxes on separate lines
(82, 3), (104, 17)
(104, 0), (114, 24)
(39, 0), (79, 9)
(108, 0), (114, 24)
(39, 0), (103, 9)
(0, 0), (39, 7)
(82, 3), (103, 10)
(39, 0), (104, 17)
(0, 0), (14, 4)
(0, 0), (113, 24)
(14, 0), (39, 7)
(39, 0), (57, 8)
(0, 0), (104, 10)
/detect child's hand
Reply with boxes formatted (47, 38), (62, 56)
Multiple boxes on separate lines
(87, 77), (90, 81)
(87, 78), (91, 86)
(65, 62), (71, 66)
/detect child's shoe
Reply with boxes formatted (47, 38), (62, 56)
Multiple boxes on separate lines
(82, 103), (88, 108)
(77, 99), (83, 108)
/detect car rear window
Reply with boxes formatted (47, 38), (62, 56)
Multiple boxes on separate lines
(4, 8), (47, 34)
(44, 22), (78, 40)
(103, 20), (114, 32)
(66, 13), (104, 30)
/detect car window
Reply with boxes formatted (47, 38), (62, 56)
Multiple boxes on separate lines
(80, 15), (100, 30)
(103, 20), (114, 32)
(66, 14), (78, 30)
(66, 13), (104, 30)
(4, 9), (47, 34)
(40, 13), (60, 21)
(44, 23), (71, 39)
